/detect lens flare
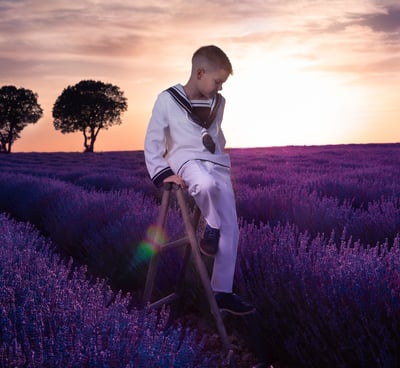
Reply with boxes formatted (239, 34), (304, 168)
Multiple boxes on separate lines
(146, 224), (168, 246)
(134, 224), (169, 264)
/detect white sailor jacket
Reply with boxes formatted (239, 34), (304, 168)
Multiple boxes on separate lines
(144, 84), (231, 187)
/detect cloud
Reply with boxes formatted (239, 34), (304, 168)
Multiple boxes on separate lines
(1, 0), (392, 67)
(356, 6), (400, 32)
(0, 0), (399, 151)
(310, 5), (400, 43)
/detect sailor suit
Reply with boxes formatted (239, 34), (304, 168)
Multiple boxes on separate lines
(144, 84), (239, 293)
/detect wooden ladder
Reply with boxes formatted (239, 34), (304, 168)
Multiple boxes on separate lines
(142, 183), (236, 367)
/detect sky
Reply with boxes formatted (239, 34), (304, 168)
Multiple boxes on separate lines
(1, 0), (399, 152)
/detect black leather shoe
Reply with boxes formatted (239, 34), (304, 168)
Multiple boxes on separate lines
(199, 224), (219, 256)
(215, 292), (256, 316)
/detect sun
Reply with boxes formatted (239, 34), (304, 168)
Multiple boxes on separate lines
(222, 50), (370, 148)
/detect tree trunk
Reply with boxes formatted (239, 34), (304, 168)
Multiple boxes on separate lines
(83, 127), (96, 153)
(83, 128), (92, 153)
(5, 134), (12, 153)
(0, 143), (11, 154)
(0, 132), (12, 153)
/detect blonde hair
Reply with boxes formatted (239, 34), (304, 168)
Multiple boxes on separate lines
(192, 45), (233, 75)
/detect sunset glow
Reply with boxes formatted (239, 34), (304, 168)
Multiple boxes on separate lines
(1, 0), (399, 152)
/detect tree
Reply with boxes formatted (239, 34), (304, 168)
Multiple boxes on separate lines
(0, 85), (43, 153)
(52, 80), (128, 153)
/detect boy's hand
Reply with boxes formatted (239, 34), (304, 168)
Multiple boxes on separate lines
(163, 174), (187, 189)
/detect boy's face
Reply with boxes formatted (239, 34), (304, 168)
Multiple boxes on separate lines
(196, 67), (230, 99)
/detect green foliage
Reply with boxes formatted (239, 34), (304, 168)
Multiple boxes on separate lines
(52, 80), (128, 152)
(0, 85), (43, 153)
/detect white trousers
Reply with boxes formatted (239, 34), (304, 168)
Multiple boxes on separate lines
(179, 160), (239, 293)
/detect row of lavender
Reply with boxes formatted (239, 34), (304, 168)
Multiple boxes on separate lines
(231, 144), (400, 246)
(2, 144), (399, 246)
(237, 222), (400, 367)
(0, 172), (185, 292)
(0, 144), (399, 366)
(0, 213), (216, 367)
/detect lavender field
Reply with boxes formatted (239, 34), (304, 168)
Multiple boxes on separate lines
(0, 144), (399, 367)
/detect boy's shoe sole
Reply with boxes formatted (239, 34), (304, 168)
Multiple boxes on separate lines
(199, 240), (218, 256)
(218, 305), (256, 316)
(252, 363), (275, 368)
(215, 293), (256, 316)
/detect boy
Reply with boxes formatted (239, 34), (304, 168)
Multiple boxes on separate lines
(144, 45), (254, 316)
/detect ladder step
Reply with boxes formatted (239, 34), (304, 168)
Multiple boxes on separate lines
(158, 236), (190, 251)
(147, 292), (179, 309)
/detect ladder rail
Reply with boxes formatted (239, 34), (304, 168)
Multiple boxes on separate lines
(141, 184), (172, 306)
(174, 187), (232, 353)
(141, 183), (236, 367)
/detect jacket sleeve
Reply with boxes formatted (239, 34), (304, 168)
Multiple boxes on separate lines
(216, 97), (227, 149)
(144, 93), (175, 187)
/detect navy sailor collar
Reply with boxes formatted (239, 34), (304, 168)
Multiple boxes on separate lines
(165, 84), (222, 129)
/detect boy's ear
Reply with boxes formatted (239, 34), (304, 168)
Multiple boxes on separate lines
(196, 67), (205, 79)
